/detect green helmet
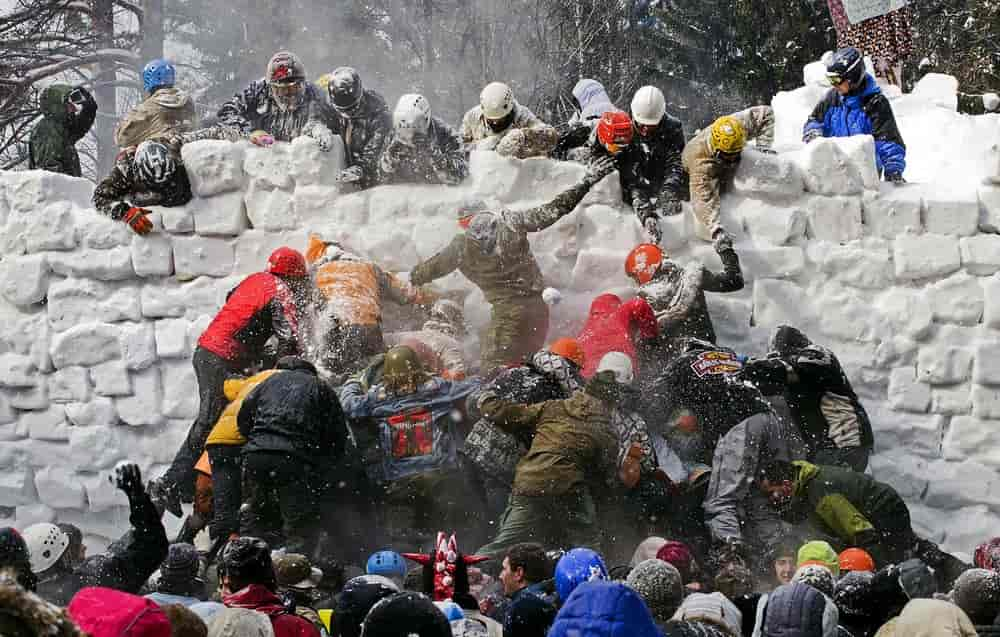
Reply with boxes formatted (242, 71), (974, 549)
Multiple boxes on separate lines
(383, 346), (428, 393)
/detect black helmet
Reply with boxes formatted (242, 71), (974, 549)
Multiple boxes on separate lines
(219, 537), (273, 588)
(334, 575), (400, 637)
(826, 47), (865, 87)
(360, 592), (451, 637)
(329, 66), (364, 114)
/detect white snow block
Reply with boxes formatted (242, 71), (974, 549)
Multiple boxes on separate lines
(868, 402), (944, 458)
(139, 283), (185, 319)
(975, 342), (1000, 385)
(243, 142), (295, 190)
(48, 247), (133, 281)
(90, 360), (132, 397)
(34, 466), (85, 509)
(707, 294), (753, 342)
(131, 234), (174, 278)
(358, 223), (420, 272)
(873, 288), (933, 341)
(959, 235), (1000, 276)
(64, 397), (118, 427)
(798, 138), (865, 196)
(413, 215), (468, 261)
(737, 198), (807, 245)
(805, 196), (862, 242)
(928, 273), (984, 325)
(941, 506), (1000, 555)
(76, 212), (134, 249)
(732, 150), (804, 201)
(836, 135), (880, 190)
(930, 384), (971, 415)
(979, 186), (1000, 233)
(752, 279), (808, 328)
(155, 318), (190, 358)
(869, 450), (929, 500)
(6, 170), (93, 212)
(68, 425), (124, 470)
(10, 380), (48, 411)
(245, 182), (298, 231)
(893, 233), (961, 280)
(738, 246), (805, 280)
(813, 239), (893, 289)
(0, 353), (36, 387)
(293, 184), (342, 228)
(19, 406), (67, 441)
(80, 472), (128, 512)
(14, 503), (56, 529)
(918, 345), (972, 385)
(816, 286), (873, 342)
(861, 185), (922, 238)
(911, 73), (960, 108)
(188, 315), (211, 345)
(152, 204), (195, 233)
(47, 279), (141, 332)
(24, 201), (76, 252)
(576, 205), (645, 255)
(0, 468), (35, 507)
(944, 415), (1000, 468)
(973, 385), (1000, 419)
(115, 366), (163, 426)
(50, 323), (121, 368)
(924, 188), (979, 236)
(570, 248), (632, 292)
(172, 236), (235, 279)
(233, 230), (303, 276)
(182, 140), (246, 197)
(49, 366), (90, 403)
(0, 392), (14, 425)
(511, 157), (586, 202)
(986, 274), (1000, 330)
(119, 322), (157, 370)
(190, 191), (248, 237)
(888, 366), (931, 412)
(290, 135), (345, 186)
(161, 361), (199, 419)
(0, 254), (49, 306)
(467, 150), (520, 202)
(924, 460), (1000, 510)
(30, 321), (52, 375)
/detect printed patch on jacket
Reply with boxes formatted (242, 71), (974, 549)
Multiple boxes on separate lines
(690, 351), (743, 378)
(388, 409), (434, 459)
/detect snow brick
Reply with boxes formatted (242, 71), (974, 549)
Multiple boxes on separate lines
(752, 279), (809, 328)
(90, 360), (132, 397)
(732, 149), (805, 201)
(119, 322), (157, 371)
(798, 138), (865, 196)
(50, 323), (121, 368)
(182, 139), (246, 197)
(131, 233), (174, 278)
(48, 247), (133, 281)
(861, 185), (922, 238)
(959, 235), (1000, 276)
(893, 233), (961, 280)
(0, 254), (49, 306)
(924, 187), (980, 236)
(172, 236), (234, 279)
(161, 361), (198, 419)
(805, 195), (863, 242)
(928, 273), (984, 325)
(49, 366), (90, 403)
(64, 397), (118, 428)
(917, 344), (973, 385)
(115, 367), (163, 427)
(888, 366), (931, 412)
(190, 190), (248, 236)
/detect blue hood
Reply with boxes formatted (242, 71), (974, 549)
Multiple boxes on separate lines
(573, 79), (615, 121)
(549, 581), (663, 637)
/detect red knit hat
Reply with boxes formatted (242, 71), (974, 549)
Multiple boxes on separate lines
(656, 540), (695, 583)
(67, 588), (171, 637)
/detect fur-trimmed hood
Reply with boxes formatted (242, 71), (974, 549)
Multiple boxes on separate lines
(0, 569), (86, 637)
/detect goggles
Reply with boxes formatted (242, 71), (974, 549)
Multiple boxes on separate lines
(714, 149), (741, 162)
(271, 79), (304, 96)
(826, 72), (847, 86)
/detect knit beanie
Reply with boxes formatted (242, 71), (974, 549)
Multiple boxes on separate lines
(797, 540), (840, 577)
(630, 536), (668, 568)
(834, 570), (875, 619)
(657, 540), (696, 583)
(793, 564), (836, 598)
(207, 608), (274, 637)
(626, 559), (684, 622)
(950, 568), (1000, 624)
(672, 592), (743, 637)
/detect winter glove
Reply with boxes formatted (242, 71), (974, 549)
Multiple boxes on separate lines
(619, 443), (644, 489)
(886, 172), (906, 186)
(803, 129), (823, 144)
(249, 130), (275, 147)
(113, 463), (144, 499)
(308, 127), (334, 152)
(713, 230), (734, 253)
(123, 207), (153, 235)
(583, 155), (616, 186)
(476, 136), (501, 152)
(643, 216), (662, 244)
(337, 165), (364, 183)
(495, 129), (526, 157)
(659, 198), (683, 217)
(984, 92), (1000, 113)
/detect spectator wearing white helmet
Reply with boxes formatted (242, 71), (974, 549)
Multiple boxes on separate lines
(378, 93), (467, 185)
(460, 81), (557, 158)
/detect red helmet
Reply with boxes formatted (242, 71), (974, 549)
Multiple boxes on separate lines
(625, 243), (664, 284)
(597, 110), (634, 152)
(267, 247), (307, 278)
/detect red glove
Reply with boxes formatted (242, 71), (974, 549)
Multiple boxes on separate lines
(123, 207), (152, 235)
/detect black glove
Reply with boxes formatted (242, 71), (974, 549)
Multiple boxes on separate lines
(757, 147), (778, 155)
(713, 230), (734, 253)
(886, 172), (906, 185)
(583, 155), (616, 186)
(113, 463), (144, 499)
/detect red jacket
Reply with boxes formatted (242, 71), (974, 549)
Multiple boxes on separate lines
(577, 293), (658, 377)
(224, 584), (319, 637)
(198, 272), (301, 363)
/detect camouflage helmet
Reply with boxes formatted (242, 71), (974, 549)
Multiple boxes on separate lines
(383, 346), (429, 393)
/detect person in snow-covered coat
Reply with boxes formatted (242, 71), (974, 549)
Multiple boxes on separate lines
(26, 464), (168, 607)
(28, 84), (96, 176)
(217, 51), (333, 148)
(305, 233), (435, 377)
(378, 93), (467, 186)
(115, 58), (197, 148)
(760, 581), (840, 637)
(624, 86), (687, 226)
(550, 78), (616, 160)
(384, 299), (468, 380)
(576, 292), (659, 378)
(461, 82), (558, 158)
(625, 239), (744, 363)
(682, 105), (775, 242)
(320, 66), (393, 188)
(410, 156), (616, 374)
(742, 325), (875, 472)
(804, 47), (906, 183)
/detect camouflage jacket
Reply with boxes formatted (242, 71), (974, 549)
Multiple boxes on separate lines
(217, 79), (330, 143)
(410, 177), (592, 305)
(460, 102), (557, 158)
(115, 87), (197, 148)
(317, 89), (392, 187)
(377, 116), (468, 185)
(28, 84), (97, 177)
(93, 143), (191, 220)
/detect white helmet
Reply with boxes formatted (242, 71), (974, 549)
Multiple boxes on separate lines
(631, 86), (666, 126)
(393, 93), (432, 140)
(22, 523), (69, 573)
(596, 351), (634, 385)
(480, 82), (515, 120)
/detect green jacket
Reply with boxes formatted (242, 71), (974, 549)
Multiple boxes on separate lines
(410, 178), (593, 307)
(790, 460), (900, 544)
(480, 387), (619, 497)
(28, 84), (97, 177)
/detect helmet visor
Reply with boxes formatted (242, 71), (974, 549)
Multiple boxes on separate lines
(714, 149), (741, 163)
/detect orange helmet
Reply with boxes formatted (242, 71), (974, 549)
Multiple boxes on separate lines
(596, 110), (634, 153)
(549, 337), (585, 368)
(625, 243), (664, 284)
(838, 548), (875, 573)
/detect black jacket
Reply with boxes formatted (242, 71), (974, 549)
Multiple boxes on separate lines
(35, 491), (168, 606)
(92, 143), (192, 219)
(319, 89), (393, 188)
(619, 113), (686, 206)
(238, 370), (349, 464)
(377, 117), (468, 186)
(218, 79), (327, 142)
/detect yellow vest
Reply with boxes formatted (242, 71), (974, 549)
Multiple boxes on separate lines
(205, 369), (281, 447)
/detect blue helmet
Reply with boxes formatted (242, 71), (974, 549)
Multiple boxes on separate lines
(143, 58), (176, 94)
(554, 548), (608, 602)
(366, 550), (407, 579)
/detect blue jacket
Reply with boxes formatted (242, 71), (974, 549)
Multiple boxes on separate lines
(548, 581), (663, 637)
(339, 376), (480, 483)
(803, 74), (906, 176)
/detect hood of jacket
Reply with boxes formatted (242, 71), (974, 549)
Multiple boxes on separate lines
(844, 74), (880, 110)
(67, 587), (172, 637)
(889, 599), (977, 637)
(41, 84), (73, 119)
(223, 369), (281, 401)
(150, 87), (192, 110)
(673, 592), (742, 637)
(770, 325), (811, 357)
(0, 570), (84, 637)
(586, 293), (623, 321)
(572, 79), (615, 121)
(762, 582), (838, 637)
(548, 580), (663, 637)
(223, 583), (287, 617)
(791, 460), (820, 498)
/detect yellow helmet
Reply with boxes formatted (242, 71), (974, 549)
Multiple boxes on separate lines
(709, 115), (746, 155)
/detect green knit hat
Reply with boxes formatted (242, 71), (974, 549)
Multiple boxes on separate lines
(797, 540), (840, 577)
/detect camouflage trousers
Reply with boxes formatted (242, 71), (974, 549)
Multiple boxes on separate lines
(480, 296), (549, 375)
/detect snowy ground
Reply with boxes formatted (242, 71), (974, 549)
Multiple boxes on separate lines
(0, 71), (998, 556)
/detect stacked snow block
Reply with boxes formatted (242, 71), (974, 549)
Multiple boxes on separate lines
(0, 111), (998, 553)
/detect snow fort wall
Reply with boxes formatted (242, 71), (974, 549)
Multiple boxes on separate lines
(0, 75), (999, 554)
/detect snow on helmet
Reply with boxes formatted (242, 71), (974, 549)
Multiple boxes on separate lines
(335, 575), (401, 637)
(393, 93), (432, 141)
(367, 550), (407, 579)
(631, 85), (666, 126)
(625, 243), (664, 284)
(266, 247), (307, 278)
(267, 51), (306, 84)
(596, 351), (634, 385)
(480, 82), (514, 120)
(329, 66), (364, 114)
(827, 46), (865, 87)
(219, 536), (274, 586)
(709, 115), (746, 155)
(596, 110), (634, 153)
(142, 58), (176, 94)
(134, 141), (176, 186)
(548, 337), (584, 368)
(555, 548), (608, 602)
(22, 523), (69, 574)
